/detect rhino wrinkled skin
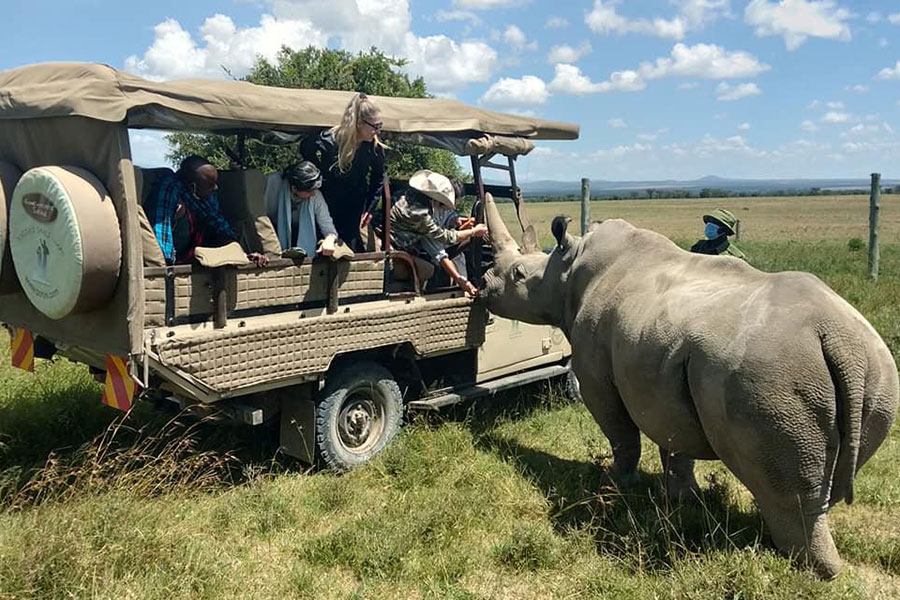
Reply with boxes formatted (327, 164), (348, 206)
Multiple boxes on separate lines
(481, 195), (898, 579)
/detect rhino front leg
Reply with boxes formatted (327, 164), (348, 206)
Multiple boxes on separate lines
(577, 372), (641, 486)
(659, 448), (700, 502)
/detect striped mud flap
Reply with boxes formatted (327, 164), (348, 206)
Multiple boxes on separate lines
(9, 326), (35, 372)
(101, 354), (139, 412)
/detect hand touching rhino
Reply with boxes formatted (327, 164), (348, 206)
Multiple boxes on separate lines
(481, 194), (898, 579)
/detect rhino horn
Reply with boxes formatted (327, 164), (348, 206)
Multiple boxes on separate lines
(484, 192), (520, 255)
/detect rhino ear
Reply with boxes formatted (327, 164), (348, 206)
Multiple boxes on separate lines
(551, 215), (573, 250)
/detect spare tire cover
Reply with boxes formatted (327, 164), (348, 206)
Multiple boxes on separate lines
(0, 161), (22, 293)
(9, 166), (121, 319)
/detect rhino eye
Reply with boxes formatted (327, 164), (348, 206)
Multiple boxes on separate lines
(514, 264), (527, 281)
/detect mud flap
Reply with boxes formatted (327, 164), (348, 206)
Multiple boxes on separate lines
(278, 384), (317, 464)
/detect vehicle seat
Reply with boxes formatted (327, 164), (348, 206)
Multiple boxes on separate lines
(134, 167), (175, 207)
(133, 166), (174, 267)
(218, 169), (282, 257)
(389, 251), (434, 294)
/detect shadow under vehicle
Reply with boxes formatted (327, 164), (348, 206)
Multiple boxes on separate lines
(0, 63), (579, 471)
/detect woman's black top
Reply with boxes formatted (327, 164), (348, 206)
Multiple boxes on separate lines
(300, 130), (385, 248)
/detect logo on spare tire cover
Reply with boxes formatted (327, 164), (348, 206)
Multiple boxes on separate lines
(22, 194), (58, 223)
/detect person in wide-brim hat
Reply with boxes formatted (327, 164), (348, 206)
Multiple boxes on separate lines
(702, 208), (738, 236)
(690, 206), (747, 260)
(389, 169), (488, 296)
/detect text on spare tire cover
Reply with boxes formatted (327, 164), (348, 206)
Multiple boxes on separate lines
(22, 194), (58, 223)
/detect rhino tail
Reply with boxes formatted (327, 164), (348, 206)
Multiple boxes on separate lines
(821, 331), (865, 506)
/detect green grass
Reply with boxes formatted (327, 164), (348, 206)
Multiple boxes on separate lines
(1, 197), (899, 598)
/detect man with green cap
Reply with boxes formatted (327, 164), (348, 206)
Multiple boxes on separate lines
(689, 207), (746, 260)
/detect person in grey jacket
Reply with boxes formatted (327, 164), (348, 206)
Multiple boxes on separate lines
(390, 170), (487, 296)
(265, 161), (338, 257)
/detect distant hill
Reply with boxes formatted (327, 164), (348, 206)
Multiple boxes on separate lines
(505, 176), (900, 198)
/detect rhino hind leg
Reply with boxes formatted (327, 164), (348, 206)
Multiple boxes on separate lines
(754, 494), (842, 579)
(659, 448), (700, 502)
(577, 373), (641, 486)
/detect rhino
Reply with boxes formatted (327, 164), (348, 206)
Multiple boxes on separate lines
(480, 195), (898, 578)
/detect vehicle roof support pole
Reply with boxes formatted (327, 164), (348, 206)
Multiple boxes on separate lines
(382, 178), (393, 295)
(470, 155), (486, 288)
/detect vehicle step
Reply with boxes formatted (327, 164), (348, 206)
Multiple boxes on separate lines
(408, 364), (569, 411)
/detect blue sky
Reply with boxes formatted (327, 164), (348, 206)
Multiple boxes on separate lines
(2, 0), (899, 181)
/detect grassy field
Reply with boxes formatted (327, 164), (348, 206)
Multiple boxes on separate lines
(1, 195), (899, 599)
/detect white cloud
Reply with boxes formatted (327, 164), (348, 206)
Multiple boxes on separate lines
(636, 128), (668, 141)
(545, 16), (569, 28)
(866, 12), (882, 24)
(695, 134), (766, 157)
(555, 43), (768, 97)
(800, 119), (819, 132)
(876, 61), (900, 80)
(608, 118), (627, 128)
(847, 84), (869, 94)
(738, 122), (751, 130)
(639, 42), (770, 79)
(822, 111), (852, 123)
(840, 123), (894, 137)
(405, 35), (498, 92)
(129, 130), (173, 168)
(586, 1), (687, 39)
(826, 101), (844, 109)
(453, 0), (516, 8)
(435, 10), (480, 25)
(126, 1), (499, 94)
(547, 42), (592, 64)
(716, 82), (761, 100)
(879, 38), (890, 47)
(679, 81), (701, 89)
(124, 14), (327, 80)
(480, 75), (549, 106)
(585, 0), (729, 40)
(502, 25), (537, 50)
(590, 143), (654, 159)
(889, 13), (900, 25)
(549, 63), (646, 94)
(744, 0), (852, 50)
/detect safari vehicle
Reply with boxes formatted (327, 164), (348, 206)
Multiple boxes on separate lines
(0, 63), (579, 471)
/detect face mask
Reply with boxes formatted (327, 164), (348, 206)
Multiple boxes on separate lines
(704, 222), (721, 239)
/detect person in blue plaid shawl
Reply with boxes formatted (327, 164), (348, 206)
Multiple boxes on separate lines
(145, 155), (268, 266)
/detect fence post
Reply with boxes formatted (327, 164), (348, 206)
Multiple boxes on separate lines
(869, 173), (881, 281)
(734, 219), (742, 242)
(580, 177), (591, 235)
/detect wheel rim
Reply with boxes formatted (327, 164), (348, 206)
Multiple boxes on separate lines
(337, 390), (386, 455)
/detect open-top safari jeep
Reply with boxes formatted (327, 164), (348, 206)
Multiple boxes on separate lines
(0, 63), (579, 470)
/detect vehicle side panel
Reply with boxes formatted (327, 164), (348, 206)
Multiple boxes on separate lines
(149, 295), (486, 397)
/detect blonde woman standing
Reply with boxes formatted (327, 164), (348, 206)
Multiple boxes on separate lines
(300, 92), (385, 250)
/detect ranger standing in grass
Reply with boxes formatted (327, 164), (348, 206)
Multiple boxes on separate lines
(689, 208), (746, 260)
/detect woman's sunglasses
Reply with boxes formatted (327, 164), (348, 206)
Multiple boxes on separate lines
(362, 118), (383, 132)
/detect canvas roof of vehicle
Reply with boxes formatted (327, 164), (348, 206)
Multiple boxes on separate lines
(0, 63), (579, 155)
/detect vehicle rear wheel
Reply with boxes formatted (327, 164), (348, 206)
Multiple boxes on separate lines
(315, 361), (403, 472)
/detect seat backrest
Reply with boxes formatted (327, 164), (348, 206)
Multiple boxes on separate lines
(134, 166), (173, 268)
(218, 169), (281, 256)
(135, 167), (176, 207)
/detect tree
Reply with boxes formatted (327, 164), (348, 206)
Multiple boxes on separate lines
(166, 46), (464, 181)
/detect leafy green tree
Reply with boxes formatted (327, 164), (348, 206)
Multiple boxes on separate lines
(166, 46), (464, 181)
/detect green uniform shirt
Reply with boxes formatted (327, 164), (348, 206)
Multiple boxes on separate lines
(689, 237), (747, 260)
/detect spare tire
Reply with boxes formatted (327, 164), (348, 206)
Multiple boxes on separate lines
(0, 161), (22, 293)
(9, 166), (121, 319)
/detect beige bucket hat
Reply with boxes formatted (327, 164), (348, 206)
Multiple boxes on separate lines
(409, 169), (455, 209)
